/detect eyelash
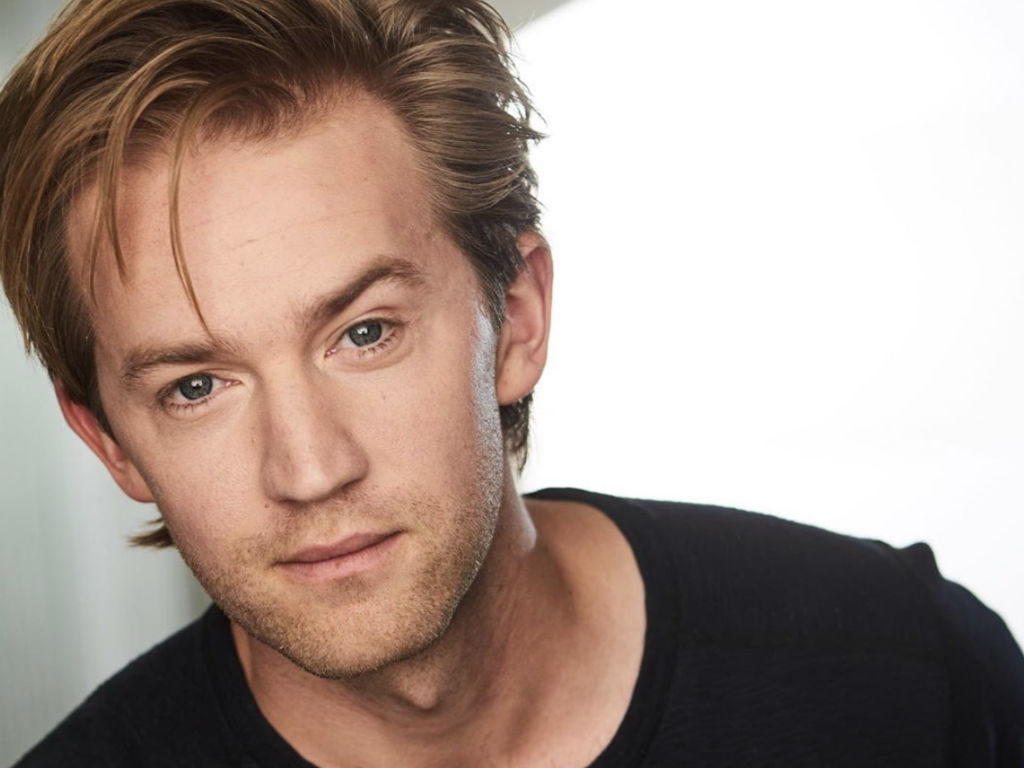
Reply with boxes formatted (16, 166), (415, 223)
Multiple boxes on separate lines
(159, 376), (234, 416)
(326, 317), (402, 360)
(158, 318), (402, 415)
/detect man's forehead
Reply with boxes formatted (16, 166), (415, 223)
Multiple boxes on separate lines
(64, 95), (461, 364)
(66, 95), (439, 312)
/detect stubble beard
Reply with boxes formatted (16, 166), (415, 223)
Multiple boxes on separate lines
(169, 444), (505, 681)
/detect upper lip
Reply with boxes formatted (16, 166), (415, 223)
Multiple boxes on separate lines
(281, 532), (396, 564)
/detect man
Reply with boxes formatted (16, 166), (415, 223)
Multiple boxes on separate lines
(1, 0), (1022, 766)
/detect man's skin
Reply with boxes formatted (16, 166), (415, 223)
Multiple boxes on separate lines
(54, 92), (646, 767)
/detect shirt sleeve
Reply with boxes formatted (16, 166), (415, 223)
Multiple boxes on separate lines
(900, 542), (1024, 767)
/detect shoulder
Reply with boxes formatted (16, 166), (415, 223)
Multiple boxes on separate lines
(531, 486), (947, 646)
(618, 493), (1020, 657)
(13, 607), (239, 768)
(531, 487), (1024, 763)
(527, 488), (1023, 674)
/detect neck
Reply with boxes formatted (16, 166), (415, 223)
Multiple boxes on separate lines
(233, 474), (579, 767)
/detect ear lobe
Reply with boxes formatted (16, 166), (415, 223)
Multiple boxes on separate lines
(495, 231), (553, 405)
(55, 380), (155, 503)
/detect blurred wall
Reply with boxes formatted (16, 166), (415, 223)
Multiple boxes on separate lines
(0, 3), (208, 765)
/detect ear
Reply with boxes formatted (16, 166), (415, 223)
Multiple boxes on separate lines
(55, 380), (155, 503)
(495, 231), (553, 405)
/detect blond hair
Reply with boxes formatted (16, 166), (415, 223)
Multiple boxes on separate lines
(0, 0), (543, 547)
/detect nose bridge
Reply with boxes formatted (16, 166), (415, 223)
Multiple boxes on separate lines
(258, 367), (366, 504)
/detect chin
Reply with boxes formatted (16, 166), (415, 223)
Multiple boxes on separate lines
(264, 594), (461, 680)
(284, 616), (452, 680)
(210, 537), (488, 680)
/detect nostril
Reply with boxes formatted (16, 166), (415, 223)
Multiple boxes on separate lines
(259, 417), (369, 505)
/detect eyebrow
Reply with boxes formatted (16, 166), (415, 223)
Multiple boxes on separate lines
(118, 255), (428, 390)
(300, 255), (427, 331)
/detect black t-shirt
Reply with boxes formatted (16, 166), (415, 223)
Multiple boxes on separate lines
(15, 488), (1024, 767)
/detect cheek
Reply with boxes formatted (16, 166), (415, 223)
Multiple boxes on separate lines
(123, 420), (265, 552)
(360, 314), (502, 476)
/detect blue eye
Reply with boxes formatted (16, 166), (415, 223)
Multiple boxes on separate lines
(347, 321), (383, 347)
(177, 374), (214, 401)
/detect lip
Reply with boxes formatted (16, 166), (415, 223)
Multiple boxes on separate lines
(278, 532), (401, 582)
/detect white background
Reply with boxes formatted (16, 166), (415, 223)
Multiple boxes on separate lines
(519, 0), (1023, 643)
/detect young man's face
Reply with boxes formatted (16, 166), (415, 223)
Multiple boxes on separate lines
(62, 96), (533, 678)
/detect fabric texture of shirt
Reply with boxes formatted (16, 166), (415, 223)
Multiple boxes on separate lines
(15, 488), (1024, 767)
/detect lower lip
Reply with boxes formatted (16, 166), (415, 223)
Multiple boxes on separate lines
(278, 533), (401, 583)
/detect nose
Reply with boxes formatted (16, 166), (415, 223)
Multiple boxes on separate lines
(258, 372), (369, 505)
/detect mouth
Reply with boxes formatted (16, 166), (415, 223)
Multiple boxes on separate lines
(277, 531), (402, 583)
